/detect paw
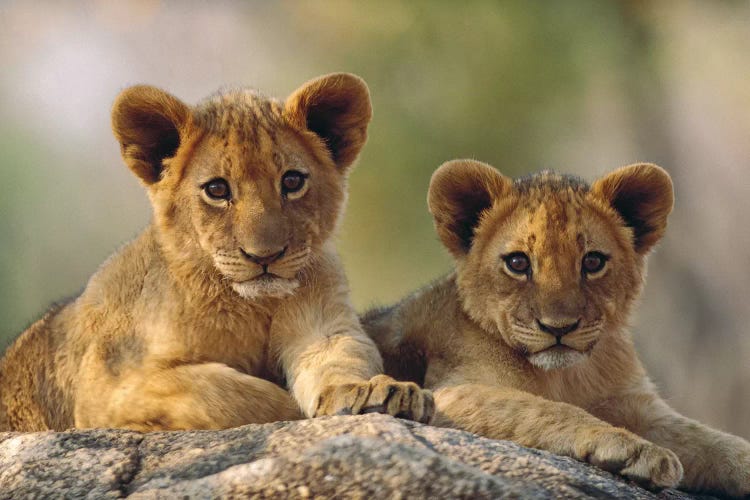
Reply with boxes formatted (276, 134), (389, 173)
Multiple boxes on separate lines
(581, 428), (683, 490)
(314, 374), (434, 423)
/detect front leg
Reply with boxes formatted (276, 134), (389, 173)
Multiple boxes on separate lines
(272, 266), (433, 423)
(592, 386), (750, 497)
(277, 312), (433, 423)
(77, 362), (303, 431)
(432, 383), (683, 490)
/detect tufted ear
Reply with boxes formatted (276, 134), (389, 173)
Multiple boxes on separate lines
(591, 163), (674, 255)
(111, 85), (191, 185)
(428, 159), (513, 257)
(284, 73), (372, 172)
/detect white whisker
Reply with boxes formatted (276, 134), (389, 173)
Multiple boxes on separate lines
(511, 323), (535, 334)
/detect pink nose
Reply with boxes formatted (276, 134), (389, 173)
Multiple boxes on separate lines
(240, 246), (287, 266)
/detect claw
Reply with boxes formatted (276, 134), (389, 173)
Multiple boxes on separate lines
(315, 376), (435, 424)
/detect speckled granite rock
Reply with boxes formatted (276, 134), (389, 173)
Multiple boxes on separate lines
(0, 414), (708, 499)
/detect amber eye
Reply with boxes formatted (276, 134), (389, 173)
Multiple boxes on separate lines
(504, 252), (531, 275)
(281, 170), (307, 195)
(203, 178), (231, 200)
(582, 251), (608, 274)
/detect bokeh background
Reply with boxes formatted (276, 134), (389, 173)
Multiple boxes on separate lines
(1, 1), (748, 437)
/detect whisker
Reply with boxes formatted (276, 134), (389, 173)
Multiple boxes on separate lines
(281, 252), (311, 265)
(564, 330), (601, 350)
(511, 323), (535, 334)
(215, 258), (245, 264)
(216, 263), (248, 269)
(572, 332), (600, 344)
(572, 328), (599, 336)
(276, 259), (307, 269)
(512, 332), (553, 347)
(285, 246), (311, 256)
(215, 252), (239, 259)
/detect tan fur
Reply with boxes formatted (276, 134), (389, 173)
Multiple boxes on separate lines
(363, 159), (749, 496)
(0, 73), (432, 432)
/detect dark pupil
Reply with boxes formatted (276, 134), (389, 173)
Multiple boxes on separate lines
(508, 255), (529, 273)
(206, 181), (228, 199)
(510, 257), (527, 271)
(584, 254), (603, 272)
(283, 171), (304, 192)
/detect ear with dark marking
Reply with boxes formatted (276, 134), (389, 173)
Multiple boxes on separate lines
(284, 73), (372, 171)
(111, 85), (191, 185)
(428, 159), (513, 257)
(591, 163), (674, 255)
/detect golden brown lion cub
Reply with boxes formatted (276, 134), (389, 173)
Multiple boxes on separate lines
(0, 73), (433, 432)
(363, 159), (750, 497)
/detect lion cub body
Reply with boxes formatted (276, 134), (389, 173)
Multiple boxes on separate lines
(364, 161), (749, 497)
(0, 74), (432, 432)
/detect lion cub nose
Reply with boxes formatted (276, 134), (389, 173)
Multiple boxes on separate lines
(240, 246), (287, 266)
(536, 319), (580, 338)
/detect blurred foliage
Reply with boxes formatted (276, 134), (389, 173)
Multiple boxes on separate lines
(0, 0), (639, 338)
(294, 0), (643, 307)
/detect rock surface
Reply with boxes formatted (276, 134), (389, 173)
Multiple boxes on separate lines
(0, 414), (708, 499)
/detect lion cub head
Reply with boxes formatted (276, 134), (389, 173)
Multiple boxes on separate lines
(429, 160), (673, 370)
(111, 74), (371, 299)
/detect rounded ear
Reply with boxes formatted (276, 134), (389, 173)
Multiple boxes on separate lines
(284, 73), (372, 171)
(590, 163), (674, 255)
(111, 85), (191, 185)
(428, 159), (513, 257)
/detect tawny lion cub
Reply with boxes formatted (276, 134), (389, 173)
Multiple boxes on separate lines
(0, 73), (433, 432)
(364, 160), (749, 497)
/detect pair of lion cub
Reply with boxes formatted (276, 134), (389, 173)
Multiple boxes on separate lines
(0, 73), (747, 496)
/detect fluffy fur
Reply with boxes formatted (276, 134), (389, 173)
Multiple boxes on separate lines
(363, 159), (749, 496)
(0, 73), (433, 432)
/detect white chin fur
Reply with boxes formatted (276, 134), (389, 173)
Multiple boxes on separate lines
(528, 348), (586, 371)
(231, 278), (299, 299)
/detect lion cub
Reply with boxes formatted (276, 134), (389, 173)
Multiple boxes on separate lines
(364, 160), (749, 496)
(0, 73), (432, 432)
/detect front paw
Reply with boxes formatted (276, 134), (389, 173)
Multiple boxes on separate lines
(314, 374), (434, 423)
(580, 428), (683, 490)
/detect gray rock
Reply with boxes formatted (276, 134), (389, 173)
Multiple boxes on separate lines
(0, 414), (708, 499)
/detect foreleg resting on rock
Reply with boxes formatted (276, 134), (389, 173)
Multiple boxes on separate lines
(431, 383), (683, 490)
(592, 390), (750, 497)
(77, 362), (303, 431)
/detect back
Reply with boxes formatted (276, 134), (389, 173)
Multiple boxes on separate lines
(0, 304), (74, 431)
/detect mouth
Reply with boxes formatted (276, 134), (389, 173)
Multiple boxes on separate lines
(250, 271), (282, 281)
(230, 273), (300, 299)
(544, 344), (576, 354)
(214, 245), (313, 300)
(527, 344), (587, 370)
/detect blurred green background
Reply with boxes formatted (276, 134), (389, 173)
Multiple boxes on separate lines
(1, 1), (749, 437)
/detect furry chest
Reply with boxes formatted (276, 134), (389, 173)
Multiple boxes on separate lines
(152, 305), (278, 381)
(191, 321), (273, 375)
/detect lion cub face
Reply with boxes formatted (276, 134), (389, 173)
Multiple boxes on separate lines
(429, 160), (673, 370)
(110, 74), (371, 298)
